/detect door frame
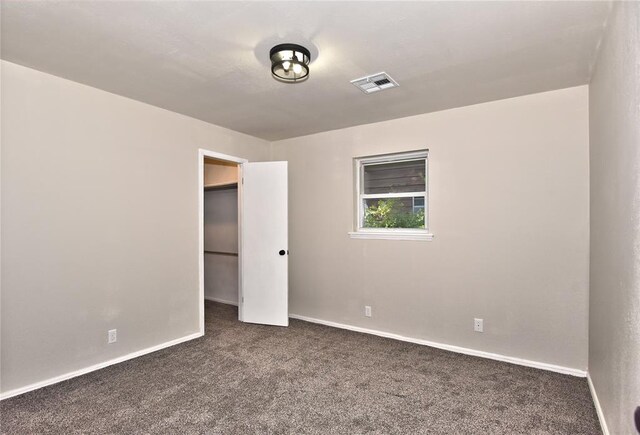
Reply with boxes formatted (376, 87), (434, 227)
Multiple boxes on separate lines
(198, 149), (248, 334)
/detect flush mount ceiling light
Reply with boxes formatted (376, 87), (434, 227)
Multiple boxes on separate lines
(270, 43), (310, 83)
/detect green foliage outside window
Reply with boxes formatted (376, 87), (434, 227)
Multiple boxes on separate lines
(363, 199), (425, 229)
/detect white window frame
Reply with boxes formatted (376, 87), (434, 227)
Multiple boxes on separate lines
(349, 150), (434, 241)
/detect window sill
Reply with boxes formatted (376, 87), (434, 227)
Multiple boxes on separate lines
(348, 231), (435, 241)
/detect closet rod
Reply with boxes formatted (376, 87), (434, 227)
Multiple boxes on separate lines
(204, 250), (238, 257)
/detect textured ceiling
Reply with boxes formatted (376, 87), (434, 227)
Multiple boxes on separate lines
(1, 1), (611, 141)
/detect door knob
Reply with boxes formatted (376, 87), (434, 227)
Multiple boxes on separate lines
(279, 250), (286, 256)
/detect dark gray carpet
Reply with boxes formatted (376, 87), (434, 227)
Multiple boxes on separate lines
(1, 301), (600, 434)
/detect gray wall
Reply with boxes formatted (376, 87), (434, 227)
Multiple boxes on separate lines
(0, 61), (269, 394)
(588, 2), (640, 433)
(272, 86), (590, 371)
(0, 55), (605, 402)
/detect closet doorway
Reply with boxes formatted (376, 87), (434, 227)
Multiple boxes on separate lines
(203, 156), (241, 306)
(198, 149), (289, 333)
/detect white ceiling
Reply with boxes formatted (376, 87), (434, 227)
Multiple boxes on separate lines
(1, 1), (611, 141)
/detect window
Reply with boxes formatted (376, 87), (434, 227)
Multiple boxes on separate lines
(350, 150), (433, 240)
(413, 196), (425, 213)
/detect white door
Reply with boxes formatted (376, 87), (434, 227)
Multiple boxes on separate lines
(239, 161), (288, 326)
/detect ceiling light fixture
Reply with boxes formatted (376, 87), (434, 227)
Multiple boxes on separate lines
(270, 43), (310, 83)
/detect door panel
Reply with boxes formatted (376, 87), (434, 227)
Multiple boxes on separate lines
(239, 161), (288, 326)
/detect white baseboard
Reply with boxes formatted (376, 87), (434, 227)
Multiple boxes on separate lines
(289, 313), (587, 377)
(204, 296), (238, 306)
(2, 305), (589, 403)
(0, 331), (203, 401)
(587, 373), (610, 435)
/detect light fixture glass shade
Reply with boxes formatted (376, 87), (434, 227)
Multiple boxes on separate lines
(270, 43), (310, 82)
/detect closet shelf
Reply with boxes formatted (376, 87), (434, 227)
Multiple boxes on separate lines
(204, 181), (238, 191)
(204, 250), (238, 257)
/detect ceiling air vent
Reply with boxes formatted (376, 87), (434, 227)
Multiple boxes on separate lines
(351, 72), (399, 94)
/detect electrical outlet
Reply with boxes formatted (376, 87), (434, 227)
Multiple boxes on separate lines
(474, 318), (483, 333)
(365, 306), (372, 317)
(108, 329), (117, 344)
